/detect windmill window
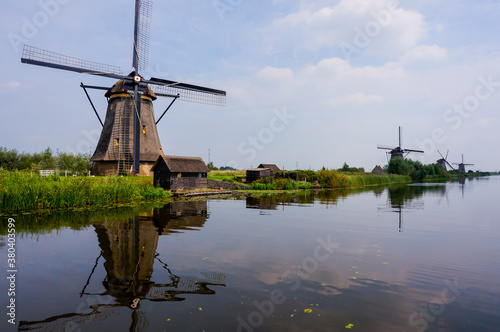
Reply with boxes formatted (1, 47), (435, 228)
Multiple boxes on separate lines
(115, 139), (119, 146)
(142, 125), (146, 134)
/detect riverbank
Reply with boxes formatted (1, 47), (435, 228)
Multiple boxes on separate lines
(2, 169), (491, 214)
(248, 171), (412, 190)
(0, 170), (170, 213)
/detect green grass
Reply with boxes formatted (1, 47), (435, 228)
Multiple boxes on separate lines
(342, 173), (412, 187)
(208, 170), (247, 185)
(250, 172), (411, 190)
(0, 170), (170, 212)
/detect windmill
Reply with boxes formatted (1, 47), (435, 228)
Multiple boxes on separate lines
(377, 126), (424, 161)
(437, 150), (455, 172)
(20, 0), (226, 175)
(453, 154), (474, 173)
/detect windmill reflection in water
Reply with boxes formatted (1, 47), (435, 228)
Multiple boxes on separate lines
(18, 201), (226, 331)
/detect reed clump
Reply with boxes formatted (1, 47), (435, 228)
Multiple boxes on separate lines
(249, 169), (410, 190)
(0, 170), (170, 212)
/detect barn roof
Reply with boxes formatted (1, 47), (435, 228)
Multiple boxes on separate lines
(371, 165), (384, 175)
(151, 155), (209, 173)
(258, 164), (280, 171)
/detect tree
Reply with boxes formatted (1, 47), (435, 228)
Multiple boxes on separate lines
(74, 153), (92, 173)
(387, 158), (411, 176)
(38, 147), (57, 170)
(0, 147), (20, 170)
(58, 152), (76, 171)
(207, 161), (218, 170)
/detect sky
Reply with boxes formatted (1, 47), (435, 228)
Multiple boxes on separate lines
(1, 0), (499, 171)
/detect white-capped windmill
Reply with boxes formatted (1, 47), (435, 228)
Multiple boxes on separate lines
(21, 0), (226, 175)
(377, 126), (424, 161)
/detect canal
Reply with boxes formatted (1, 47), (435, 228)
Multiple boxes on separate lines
(1, 177), (499, 331)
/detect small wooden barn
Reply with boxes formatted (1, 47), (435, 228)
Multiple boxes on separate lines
(372, 165), (385, 175)
(246, 168), (272, 184)
(246, 164), (280, 183)
(151, 155), (209, 190)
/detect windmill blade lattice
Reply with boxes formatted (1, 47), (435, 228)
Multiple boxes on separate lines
(21, 45), (124, 79)
(137, 0), (153, 71)
(21, 0), (226, 176)
(149, 82), (226, 107)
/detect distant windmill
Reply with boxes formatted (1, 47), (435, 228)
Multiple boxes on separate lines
(377, 126), (424, 161)
(21, 0), (226, 175)
(453, 154), (474, 173)
(437, 150), (455, 172)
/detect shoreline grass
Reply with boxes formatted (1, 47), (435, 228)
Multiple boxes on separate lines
(0, 170), (170, 212)
(250, 171), (411, 190)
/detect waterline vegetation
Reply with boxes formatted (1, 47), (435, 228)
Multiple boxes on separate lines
(0, 170), (170, 212)
(250, 169), (410, 190)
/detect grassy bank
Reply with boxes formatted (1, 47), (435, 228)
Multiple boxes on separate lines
(251, 170), (411, 190)
(0, 170), (170, 212)
(208, 170), (246, 185)
(341, 173), (412, 187)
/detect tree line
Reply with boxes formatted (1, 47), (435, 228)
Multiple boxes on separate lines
(0, 147), (91, 174)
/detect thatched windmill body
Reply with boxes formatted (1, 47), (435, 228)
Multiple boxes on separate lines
(21, 0), (226, 176)
(436, 150), (455, 172)
(377, 126), (424, 161)
(453, 154), (474, 173)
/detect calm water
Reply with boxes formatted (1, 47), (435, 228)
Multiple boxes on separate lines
(1, 177), (500, 332)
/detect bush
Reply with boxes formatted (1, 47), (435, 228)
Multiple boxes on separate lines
(296, 169), (317, 182)
(317, 169), (341, 188)
(251, 178), (308, 190)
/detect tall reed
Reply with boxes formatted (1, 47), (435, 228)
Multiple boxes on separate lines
(0, 170), (170, 212)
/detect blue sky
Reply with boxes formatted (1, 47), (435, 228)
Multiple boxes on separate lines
(1, 0), (499, 171)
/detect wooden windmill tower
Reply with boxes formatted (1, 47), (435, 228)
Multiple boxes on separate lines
(436, 150), (455, 172)
(21, 0), (226, 176)
(453, 154), (474, 173)
(377, 126), (424, 161)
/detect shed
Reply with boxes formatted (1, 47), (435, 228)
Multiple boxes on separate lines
(372, 165), (385, 175)
(151, 155), (209, 190)
(246, 168), (272, 184)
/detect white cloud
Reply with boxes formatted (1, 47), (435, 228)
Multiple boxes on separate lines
(273, 0), (427, 56)
(256, 66), (294, 80)
(300, 57), (406, 84)
(400, 44), (448, 64)
(329, 93), (383, 107)
(6, 81), (21, 88)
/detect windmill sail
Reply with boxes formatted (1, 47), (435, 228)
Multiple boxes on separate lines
(149, 78), (226, 106)
(21, 45), (123, 79)
(137, 0), (153, 71)
(377, 126), (424, 160)
(21, 0), (226, 176)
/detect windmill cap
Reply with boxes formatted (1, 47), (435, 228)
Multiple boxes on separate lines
(105, 77), (157, 100)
